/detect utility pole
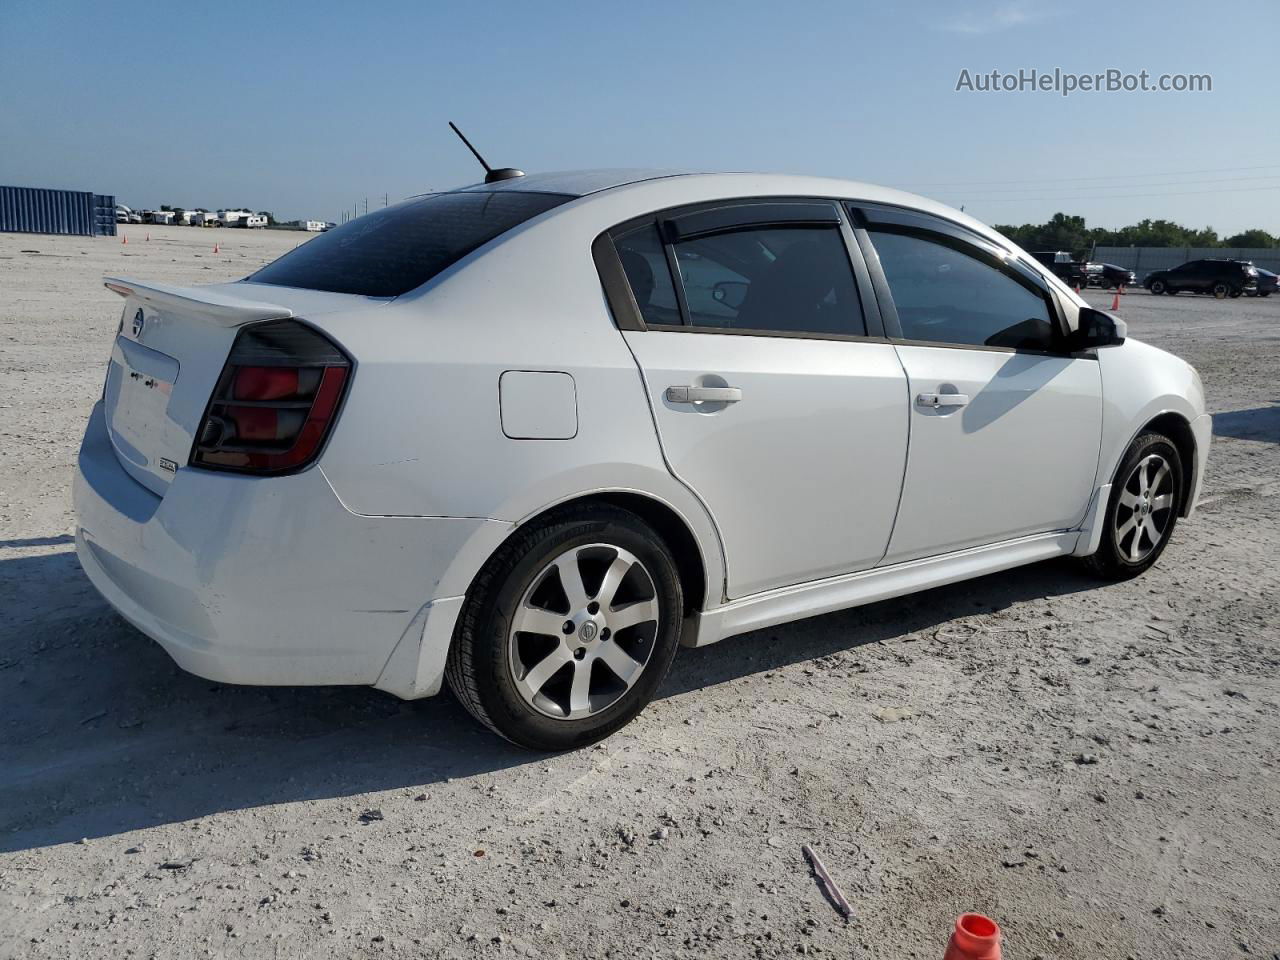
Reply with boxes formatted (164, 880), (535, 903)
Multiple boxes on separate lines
(364, 197), (368, 216)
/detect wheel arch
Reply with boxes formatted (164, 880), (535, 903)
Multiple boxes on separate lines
(505, 491), (712, 618)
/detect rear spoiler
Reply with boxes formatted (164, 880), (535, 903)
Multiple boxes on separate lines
(104, 276), (293, 327)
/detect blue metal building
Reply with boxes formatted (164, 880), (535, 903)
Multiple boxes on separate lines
(0, 186), (117, 237)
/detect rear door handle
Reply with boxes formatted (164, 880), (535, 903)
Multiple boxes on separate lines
(666, 386), (743, 404)
(916, 392), (969, 409)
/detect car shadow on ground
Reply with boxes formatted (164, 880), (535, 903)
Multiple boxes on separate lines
(1213, 405), (1280, 444)
(0, 550), (1101, 853)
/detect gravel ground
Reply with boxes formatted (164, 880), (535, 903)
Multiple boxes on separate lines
(1, 224), (1277, 960)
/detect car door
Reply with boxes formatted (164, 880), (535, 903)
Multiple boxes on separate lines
(850, 204), (1102, 564)
(597, 199), (909, 599)
(1185, 261), (1211, 292)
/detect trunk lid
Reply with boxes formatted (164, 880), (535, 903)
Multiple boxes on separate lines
(102, 278), (300, 495)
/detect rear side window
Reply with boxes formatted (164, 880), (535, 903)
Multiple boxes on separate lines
(249, 191), (572, 297)
(671, 226), (864, 337)
(614, 224), (682, 326)
(869, 230), (1057, 351)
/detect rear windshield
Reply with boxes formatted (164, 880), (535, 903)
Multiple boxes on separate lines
(248, 191), (573, 297)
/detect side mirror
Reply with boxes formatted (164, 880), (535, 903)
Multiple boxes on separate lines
(1074, 307), (1127, 349)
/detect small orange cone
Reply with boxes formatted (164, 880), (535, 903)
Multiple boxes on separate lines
(121, 234), (127, 245)
(1074, 283), (1081, 294)
(944, 914), (1001, 960)
(1110, 291), (1121, 311)
(213, 242), (220, 254)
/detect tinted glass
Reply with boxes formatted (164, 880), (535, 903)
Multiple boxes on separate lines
(613, 223), (681, 325)
(671, 226), (864, 336)
(870, 230), (1057, 350)
(249, 191), (572, 297)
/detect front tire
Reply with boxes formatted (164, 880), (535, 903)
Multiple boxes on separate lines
(1212, 282), (1230, 299)
(446, 504), (683, 750)
(1149, 279), (1167, 295)
(1082, 431), (1183, 580)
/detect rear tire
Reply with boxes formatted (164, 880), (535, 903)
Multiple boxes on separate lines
(1082, 431), (1183, 581)
(1212, 282), (1229, 299)
(1149, 279), (1167, 295)
(446, 504), (683, 751)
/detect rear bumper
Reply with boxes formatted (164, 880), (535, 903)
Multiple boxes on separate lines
(74, 401), (509, 695)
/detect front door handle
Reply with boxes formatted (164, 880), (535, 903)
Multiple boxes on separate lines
(916, 392), (969, 409)
(666, 385), (743, 404)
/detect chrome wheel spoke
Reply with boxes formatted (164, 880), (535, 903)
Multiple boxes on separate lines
(609, 598), (658, 631)
(1149, 460), (1170, 494)
(554, 552), (590, 610)
(1116, 514), (1139, 544)
(595, 554), (632, 608)
(1151, 492), (1173, 512)
(513, 604), (569, 638)
(1128, 527), (1145, 561)
(568, 659), (594, 715)
(1118, 489), (1142, 510)
(519, 645), (572, 699)
(596, 641), (644, 687)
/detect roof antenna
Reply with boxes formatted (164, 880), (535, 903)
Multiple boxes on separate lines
(448, 122), (524, 184)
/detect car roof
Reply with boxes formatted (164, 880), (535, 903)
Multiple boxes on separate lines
(454, 169), (699, 196)
(453, 169), (1014, 245)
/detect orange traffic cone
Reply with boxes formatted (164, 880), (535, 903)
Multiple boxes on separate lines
(944, 914), (1001, 960)
(1074, 283), (1081, 294)
(213, 242), (220, 254)
(1110, 291), (1121, 311)
(121, 234), (127, 244)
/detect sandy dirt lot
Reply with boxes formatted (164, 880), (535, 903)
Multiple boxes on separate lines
(1, 224), (1277, 959)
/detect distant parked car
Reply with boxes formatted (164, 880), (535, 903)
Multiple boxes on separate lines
(1144, 259), (1258, 298)
(1245, 267), (1277, 297)
(1093, 263), (1138, 290)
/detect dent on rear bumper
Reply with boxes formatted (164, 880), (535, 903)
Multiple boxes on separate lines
(74, 401), (508, 692)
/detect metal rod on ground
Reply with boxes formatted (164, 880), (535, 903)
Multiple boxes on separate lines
(801, 844), (853, 920)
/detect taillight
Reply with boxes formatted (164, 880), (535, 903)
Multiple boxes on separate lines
(190, 319), (351, 475)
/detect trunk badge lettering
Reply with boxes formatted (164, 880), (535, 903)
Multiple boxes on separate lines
(159, 458), (178, 473)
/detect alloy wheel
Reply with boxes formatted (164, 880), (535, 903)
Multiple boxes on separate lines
(507, 543), (660, 720)
(1115, 453), (1175, 563)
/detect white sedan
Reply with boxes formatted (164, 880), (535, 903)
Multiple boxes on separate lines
(74, 170), (1210, 750)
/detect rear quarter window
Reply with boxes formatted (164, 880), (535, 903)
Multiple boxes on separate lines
(248, 191), (573, 298)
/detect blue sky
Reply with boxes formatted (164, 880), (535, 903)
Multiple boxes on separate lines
(2, 0), (1276, 234)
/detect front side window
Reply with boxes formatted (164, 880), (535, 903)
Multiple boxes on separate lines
(671, 226), (864, 337)
(869, 230), (1058, 351)
(249, 191), (572, 298)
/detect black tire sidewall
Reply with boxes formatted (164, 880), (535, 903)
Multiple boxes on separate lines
(1098, 433), (1183, 576)
(460, 510), (683, 751)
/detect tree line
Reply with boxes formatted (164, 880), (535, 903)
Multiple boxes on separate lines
(992, 212), (1278, 258)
